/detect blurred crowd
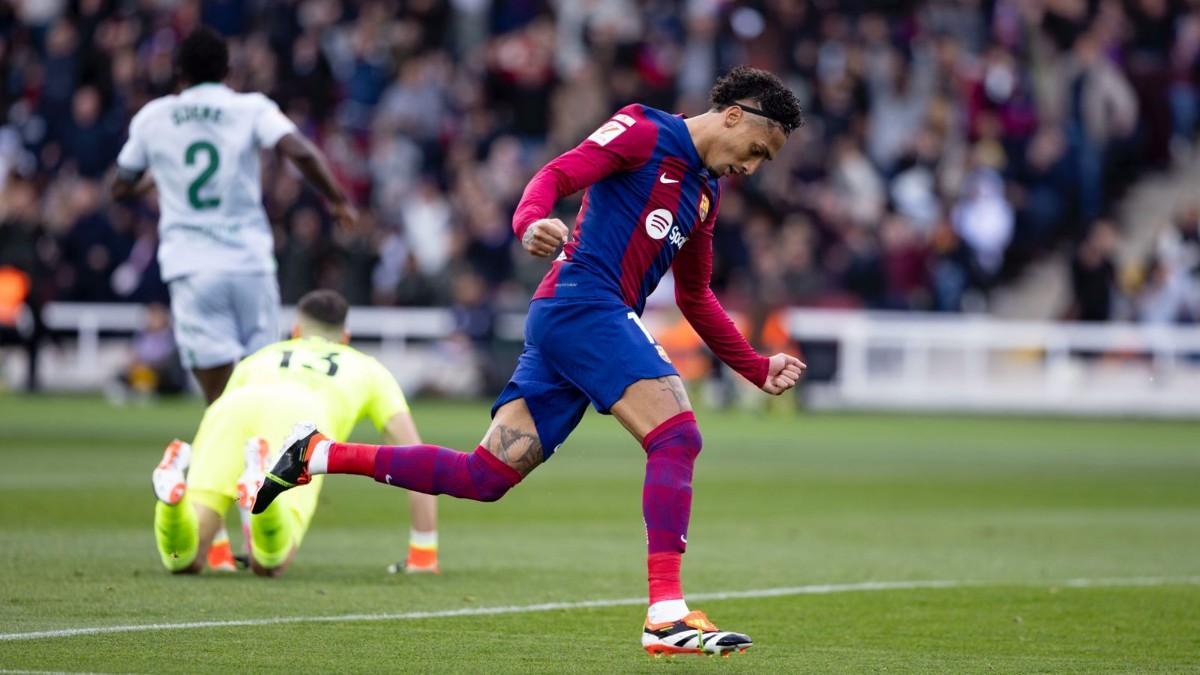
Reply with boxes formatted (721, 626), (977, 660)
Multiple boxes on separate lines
(2, 0), (1200, 332)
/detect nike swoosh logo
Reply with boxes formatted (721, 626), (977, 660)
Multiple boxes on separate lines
(659, 173), (680, 184)
(385, 474), (392, 484)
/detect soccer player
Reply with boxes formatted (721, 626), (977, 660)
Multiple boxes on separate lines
(152, 290), (439, 576)
(256, 67), (805, 653)
(111, 27), (356, 405)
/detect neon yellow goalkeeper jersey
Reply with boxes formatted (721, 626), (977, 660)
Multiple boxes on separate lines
(224, 336), (409, 441)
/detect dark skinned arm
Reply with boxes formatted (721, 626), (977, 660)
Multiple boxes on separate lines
(110, 167), (156, 201)
(275, 132), (357, 229)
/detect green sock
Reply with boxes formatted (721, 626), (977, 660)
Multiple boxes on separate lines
(154, 496), (199, 572)
(250, 501), (295, 569)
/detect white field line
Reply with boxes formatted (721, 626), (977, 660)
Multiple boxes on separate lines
(1, 576), (1198, 643)
(0, 671), (119, 675)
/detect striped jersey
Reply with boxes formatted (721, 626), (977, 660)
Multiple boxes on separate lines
(511, 104), (768, 385)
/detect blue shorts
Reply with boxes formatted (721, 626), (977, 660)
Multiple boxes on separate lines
(491, 297), (679, 457)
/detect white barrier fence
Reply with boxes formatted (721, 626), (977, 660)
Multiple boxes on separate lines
(784, 309), (1200, 417)
(5, 303), (1200, 418)
(7, 303), (527, 397)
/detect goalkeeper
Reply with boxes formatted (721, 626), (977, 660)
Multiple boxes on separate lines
(151, 290), (439, 576)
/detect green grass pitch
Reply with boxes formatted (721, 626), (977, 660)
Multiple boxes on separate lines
(0, 395), (1198, 673)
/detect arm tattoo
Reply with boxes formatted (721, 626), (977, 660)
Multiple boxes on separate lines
(656, 376), (690, 411)
(484, 424), (544, 475)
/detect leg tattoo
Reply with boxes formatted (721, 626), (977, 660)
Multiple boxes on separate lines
(484, 425), (544, 475)
(655, 376), (689, 411)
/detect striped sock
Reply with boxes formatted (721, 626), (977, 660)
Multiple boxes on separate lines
(642, 412), (701, 612)
(370, 444), (522, 502)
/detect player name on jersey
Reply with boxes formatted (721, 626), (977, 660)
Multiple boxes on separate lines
(116, 83), (298, 281)
(172, 105), (224, 125)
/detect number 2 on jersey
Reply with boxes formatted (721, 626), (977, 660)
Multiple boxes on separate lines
(184, 141), (220, 210)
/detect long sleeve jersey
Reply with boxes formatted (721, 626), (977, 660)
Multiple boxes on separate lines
(512, 104), (769, 386)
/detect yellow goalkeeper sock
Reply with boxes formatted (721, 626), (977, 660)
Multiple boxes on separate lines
(250, 501), (295, 570)
(154, 496), (199, 572)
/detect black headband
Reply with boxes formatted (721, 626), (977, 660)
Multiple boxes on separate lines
(734, 103), (785, 127)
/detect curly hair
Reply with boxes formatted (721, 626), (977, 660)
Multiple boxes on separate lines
(709, 66), (804, 135)
(177, 27), (229, 85)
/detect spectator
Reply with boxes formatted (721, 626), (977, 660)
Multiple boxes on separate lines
(1056, 29), (1139, 227)
(277, 207), (324, 304)
(1149, 204), (1200, 322)
(951, 166), (1014, 287)
(0, 177), (49, 391)
(402, 178), (452, 280)
(1069, 219), (1119, 321)
(866, 45), (936, 173)
(0, 0), (1194, 336)
(109, 302), (187, 400)
(1170, 9), (1200, 157)
(63, 86), (120, 178)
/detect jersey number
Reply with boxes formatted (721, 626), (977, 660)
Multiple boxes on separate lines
(627, 311), (656, 344)
(184, 141), (221, 210)
(279, 350), (339, 377)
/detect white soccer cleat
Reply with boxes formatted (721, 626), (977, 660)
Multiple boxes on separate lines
(151, 439), (191, 505)
(641, 610), (752, 657)
(236, 437), (271, 512)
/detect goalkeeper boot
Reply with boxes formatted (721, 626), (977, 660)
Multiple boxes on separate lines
(151, 439), (191, 505)
(386, 547), (440, 575)
(253, 423), (327, 515)
(236, 437), (271, 512)
(641, 610), (752, 657)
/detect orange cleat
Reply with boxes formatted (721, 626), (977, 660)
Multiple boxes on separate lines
(236, 437), (271, 511)
(389, 545), (440, 574)
(641, 610), (752, 656)
(151, 439), (191, 505)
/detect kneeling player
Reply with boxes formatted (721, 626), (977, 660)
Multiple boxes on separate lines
(151, 290), (439, 576)
(256, 67), (804, 654)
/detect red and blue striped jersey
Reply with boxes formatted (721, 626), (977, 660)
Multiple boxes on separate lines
(512, 104), (769, 386)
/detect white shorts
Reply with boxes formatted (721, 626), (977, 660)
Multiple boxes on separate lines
(168, 272), (280, 369)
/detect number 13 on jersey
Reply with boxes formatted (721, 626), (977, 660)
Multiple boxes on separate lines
(279, 349), (340, 377)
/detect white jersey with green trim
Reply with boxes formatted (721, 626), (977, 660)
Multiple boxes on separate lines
(116, 83), (297, 281)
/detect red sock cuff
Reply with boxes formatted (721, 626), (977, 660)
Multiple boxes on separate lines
(471, 446), (524, 486)
(641, 411), (698, 450)
(328, 442), (378, 476)
(648, 552), (684, 604)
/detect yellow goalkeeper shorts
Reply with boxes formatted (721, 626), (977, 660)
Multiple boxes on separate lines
(187, 383), (331, 541)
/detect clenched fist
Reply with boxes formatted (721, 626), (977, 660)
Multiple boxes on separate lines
(522, 218), (569, 257)
(760, 353), (806, 395)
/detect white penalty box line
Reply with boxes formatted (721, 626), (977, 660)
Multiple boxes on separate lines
(2, 576), (1198, 643)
